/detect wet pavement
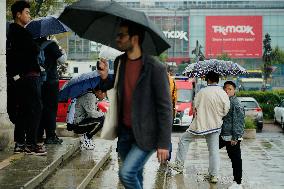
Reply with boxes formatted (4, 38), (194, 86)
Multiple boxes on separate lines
(91, 123), (284, 189)
(40, 139), (112, 189)
(0, 137), (80, 189)
(0, 123), (283, 189)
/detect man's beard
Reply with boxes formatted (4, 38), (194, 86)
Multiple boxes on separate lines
(118, 42), (133, 52)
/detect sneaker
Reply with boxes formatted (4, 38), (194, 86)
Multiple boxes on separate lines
(14, 144), (32, 154)
(80, 134), (95, 150)
(168, 161), (184, 174)
(80, 133), (88, 143)
(209, 175), (218, 183)
(228, 182), (243, 189)
(44, 135), (63, 144)
(27, 145), (47, 156)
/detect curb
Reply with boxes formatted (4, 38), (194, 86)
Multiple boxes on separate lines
(21, 138), (80, 189)
(77, 146), (112, 189)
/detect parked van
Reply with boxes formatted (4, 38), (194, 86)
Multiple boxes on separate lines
(173, 76), (195, 128)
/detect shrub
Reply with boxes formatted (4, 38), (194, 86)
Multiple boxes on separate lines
(259, 103), (275, 119)
(245, 117), (256, 129)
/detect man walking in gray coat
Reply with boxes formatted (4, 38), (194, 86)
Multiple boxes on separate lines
(98, 20), (172, 189)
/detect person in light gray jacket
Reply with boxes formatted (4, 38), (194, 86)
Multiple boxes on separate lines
(220, 80), (245, 189)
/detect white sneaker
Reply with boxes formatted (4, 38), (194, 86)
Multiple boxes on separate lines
(88, 138), (95, 148)
(80, 134), (95, 150)
(80, 133), (88, 143)
(209, 175), (218, 183)
(228, 182), (243, 189)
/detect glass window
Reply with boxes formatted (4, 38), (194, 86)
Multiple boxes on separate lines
(177, 89), (193, 103)
(73, 67), (78, 73)
(240, 101), (259, 109)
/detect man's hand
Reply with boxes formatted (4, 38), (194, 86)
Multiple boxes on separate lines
(97, 58), (108, 80)
(157, 148), (169, 164)
(230, 140), (238, 146)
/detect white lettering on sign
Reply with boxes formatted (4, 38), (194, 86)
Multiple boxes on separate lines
(163, 31), (188, 41)
(211, 25), (255, 35)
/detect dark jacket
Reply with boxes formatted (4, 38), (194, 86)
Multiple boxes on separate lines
(42, 41), (63, 81)
(100, 54), (172, 151)
(6, 23), (40, 78)
(221, 95), (245, 140)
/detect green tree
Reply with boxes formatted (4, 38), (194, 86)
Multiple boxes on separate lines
(6, 0), (76, 21)
(271, 46), (284, 64)
(216, 53), (232, 61)
(263, 33), (273, 87)
(158, 52), (168, 63)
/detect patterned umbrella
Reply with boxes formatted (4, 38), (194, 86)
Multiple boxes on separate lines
(183, 59), (247, 78)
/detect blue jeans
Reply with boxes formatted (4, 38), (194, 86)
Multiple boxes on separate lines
(117, 127), (154, 189)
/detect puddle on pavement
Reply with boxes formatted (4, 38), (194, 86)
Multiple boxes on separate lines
(260, 141), (273, 149)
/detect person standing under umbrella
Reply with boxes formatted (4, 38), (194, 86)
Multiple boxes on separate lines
(98, 20), (172, 189)
(221, 81), (245, 189)
(36, 36), (67, 145)
(6, 1), (45, 155)
(169, 71), (230, 183)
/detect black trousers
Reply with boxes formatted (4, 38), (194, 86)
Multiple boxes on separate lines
(14, 76), (42, 145)
(219, 136), (242, 184)
(7, 78), (19, 124)
(38, 80), (59, 140)
(73, 117), (104, 139)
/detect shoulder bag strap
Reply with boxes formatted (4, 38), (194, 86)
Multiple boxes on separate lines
(114, 60), (121, 88)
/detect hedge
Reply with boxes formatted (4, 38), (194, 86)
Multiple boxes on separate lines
(236, 90), (284, 119)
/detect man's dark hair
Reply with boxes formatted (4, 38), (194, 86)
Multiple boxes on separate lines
(11, 1), (30, 20)
(120, 20), (145, 46)
(224, 81), (236, 89)
(205, 71), (219, 83)
(92, 86), (106, 93)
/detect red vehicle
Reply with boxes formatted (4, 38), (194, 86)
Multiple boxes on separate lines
(173, 76), (195, 128)
(56, 77), (71, 122)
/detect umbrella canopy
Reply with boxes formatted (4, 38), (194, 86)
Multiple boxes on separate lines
(58, 0), (170, 55)
(26, 16), (69, 39)
(183, 59), (247, 78)
(59, 70), (114, 101)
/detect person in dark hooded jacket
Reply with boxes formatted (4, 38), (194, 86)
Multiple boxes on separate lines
(7, 1), (45, 155)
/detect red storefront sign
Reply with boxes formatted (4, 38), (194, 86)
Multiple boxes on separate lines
(206, 16), (262, 58)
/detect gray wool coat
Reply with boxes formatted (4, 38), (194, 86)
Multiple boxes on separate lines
(100, 53), (172, 151)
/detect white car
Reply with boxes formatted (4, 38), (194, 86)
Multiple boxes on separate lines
(274, 100), (284, 128)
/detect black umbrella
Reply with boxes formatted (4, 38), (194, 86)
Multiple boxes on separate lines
(58, 0), (170, 55)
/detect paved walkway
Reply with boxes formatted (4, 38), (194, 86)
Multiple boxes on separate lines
(168, 126), (284, 189)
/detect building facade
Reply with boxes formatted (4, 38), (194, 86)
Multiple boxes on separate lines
(63, 0), (284, 87)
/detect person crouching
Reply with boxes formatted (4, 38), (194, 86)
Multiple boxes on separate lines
(67, 87), (106, 150)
